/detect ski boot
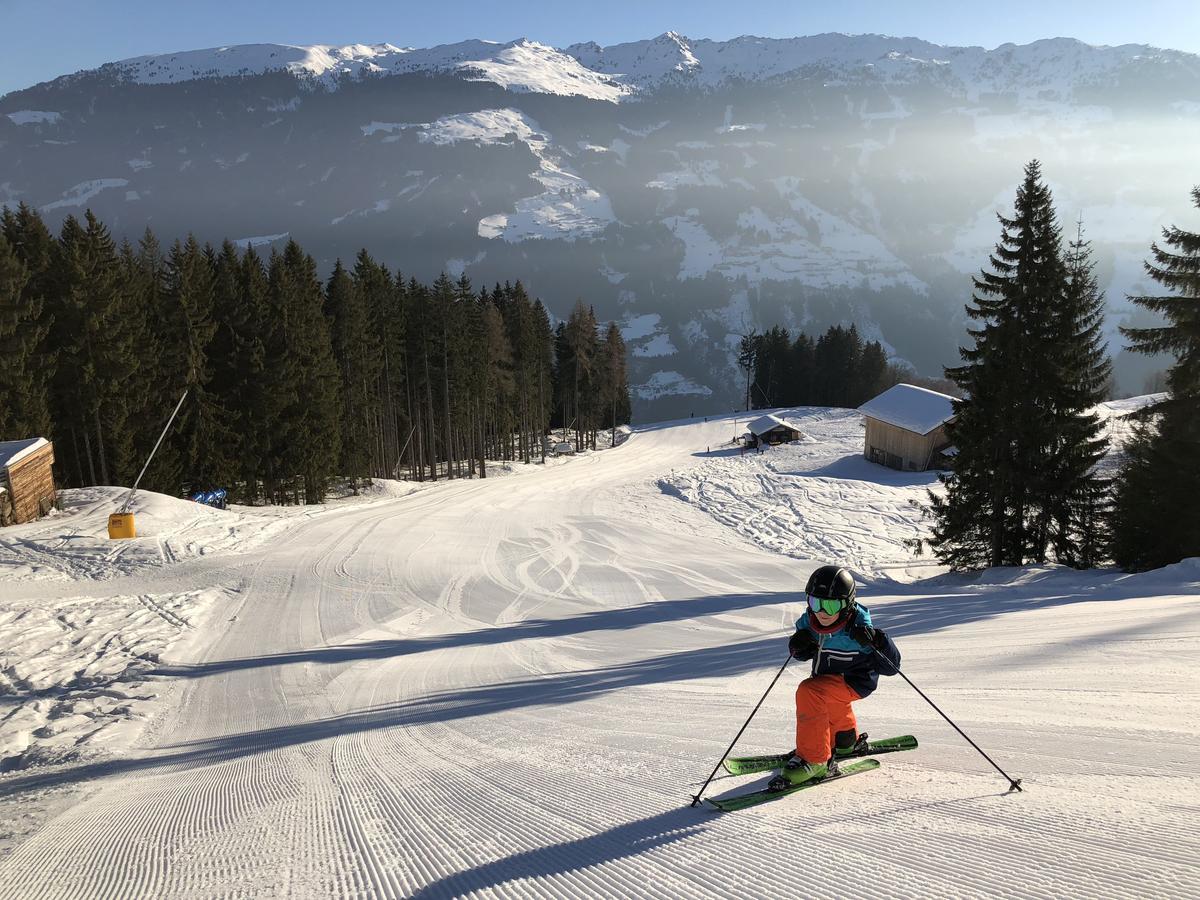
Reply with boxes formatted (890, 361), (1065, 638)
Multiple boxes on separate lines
(767, 755), (828, 791)
(834, 730), (870, 759)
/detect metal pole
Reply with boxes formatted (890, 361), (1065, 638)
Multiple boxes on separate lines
(119, 389), (188, 514)
(690, 653), (791, 807)
(872, 648), (1023, 792)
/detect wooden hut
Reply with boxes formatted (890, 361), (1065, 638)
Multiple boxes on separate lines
(747, 414), (802, 449)
(0, 438), (57, 526)
(857, 384), (956, 471)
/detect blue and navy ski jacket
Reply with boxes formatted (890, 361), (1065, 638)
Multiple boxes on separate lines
(792, 604), (901, 699)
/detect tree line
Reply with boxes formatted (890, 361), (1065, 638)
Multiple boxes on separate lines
(920, 161), (1199, 572)
(0, 205), (631, 504)
(737, 323), (897, 411)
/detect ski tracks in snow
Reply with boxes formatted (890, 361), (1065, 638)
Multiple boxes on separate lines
(2, 413), (1199, 897)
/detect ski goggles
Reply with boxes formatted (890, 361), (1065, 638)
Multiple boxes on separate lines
(808, 595), (848, 616)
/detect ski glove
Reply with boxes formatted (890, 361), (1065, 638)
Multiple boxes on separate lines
(848, 623), (890, 652)
(788, 629), (817, 660)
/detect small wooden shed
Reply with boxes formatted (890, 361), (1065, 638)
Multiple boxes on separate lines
(747, 414), (801, 449)
(857, 384), (956, 471)
(0, 438), (57, 525)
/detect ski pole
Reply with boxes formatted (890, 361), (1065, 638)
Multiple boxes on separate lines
(690, 652), (791, 807)
(871, 648), (1023, 793)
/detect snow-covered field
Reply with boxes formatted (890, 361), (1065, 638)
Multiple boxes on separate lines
(1, 407), (1197, 897)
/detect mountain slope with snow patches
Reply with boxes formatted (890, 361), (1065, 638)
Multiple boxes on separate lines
(3, 32), (1197, 416)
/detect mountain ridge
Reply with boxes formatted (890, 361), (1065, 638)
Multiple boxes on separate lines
(8, 32), (1194, 102)
(2, 31), (1195, 416)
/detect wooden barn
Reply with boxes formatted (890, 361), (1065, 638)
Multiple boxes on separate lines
(0, 438), (57, 526)
(857, 384), (956, 471)
(747, 414), (802, 449)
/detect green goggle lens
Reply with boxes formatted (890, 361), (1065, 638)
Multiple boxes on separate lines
(808, 596), (847, 616)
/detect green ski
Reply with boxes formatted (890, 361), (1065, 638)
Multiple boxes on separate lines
(722, 735), (917, 776)
(705, 759), (881, 812)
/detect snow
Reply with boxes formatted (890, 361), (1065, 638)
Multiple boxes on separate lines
(106, 39), (628, 102)
(393, 109), (615, 242)
(631, 332), (677, 358)
(0, 437), (48, 469)
(39, 179), (129, 212)
(1, 403), (1198, 894)
(453, 40), (629, 102)
(858, 383), (957, 435)
(665, 193), (928, 292)
(6, 111), (61, 125)
(230, 232), (288, 248)
(40, 32), (1192, 117)
(635, 370), (713, 400)
(619, 313), (661, 341)
(646, 159), (725, 190)
(599, 263), (627, 284)
(747, 413), (798, 436)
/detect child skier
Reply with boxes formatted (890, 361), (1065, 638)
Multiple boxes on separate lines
(773, 564), (901, 790)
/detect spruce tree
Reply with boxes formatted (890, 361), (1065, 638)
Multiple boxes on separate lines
(925, 161), (1068, 569)
(122, 230), (168, 471)
(148, 237), (236, 494)
(599, 322), (631, 442)
(326, 259), (382, 490)
(0, 206), (55, 440)
(274, 241), (342, 502)
(0, 232), (45, 439)
(791, 333), (815, 405)
(355, 252), (405, 479)
(1111, 187), (1200, 569)
(1036, 226), (1111, 566)
(52, 212), (140, 486)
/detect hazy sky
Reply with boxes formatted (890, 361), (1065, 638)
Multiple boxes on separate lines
(3, 0), (1199, 97)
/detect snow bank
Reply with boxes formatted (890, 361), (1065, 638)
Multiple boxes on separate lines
(0, 587), (231, 771)
(0, 487), (300, 583)
(660, 408), (943, 580)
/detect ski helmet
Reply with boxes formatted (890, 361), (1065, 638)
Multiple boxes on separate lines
(804, 565), (857, 633)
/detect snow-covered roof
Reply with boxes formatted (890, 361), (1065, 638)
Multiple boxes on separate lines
(857, 384), (956, 435)
(748, 414), (799, 436)
(0, 437), (49, 469)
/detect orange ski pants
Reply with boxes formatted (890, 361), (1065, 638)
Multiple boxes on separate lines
(795, 674), (860, 764)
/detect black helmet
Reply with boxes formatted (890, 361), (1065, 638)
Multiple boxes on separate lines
(804, 565), (857, 633)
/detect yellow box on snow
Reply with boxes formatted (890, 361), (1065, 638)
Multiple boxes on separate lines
(107, 512), (136, 539)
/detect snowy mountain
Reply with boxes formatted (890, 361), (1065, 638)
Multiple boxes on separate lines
(3, 32), (1198, 414)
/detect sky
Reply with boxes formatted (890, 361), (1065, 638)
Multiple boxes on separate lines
(2, 0), (1199, 97)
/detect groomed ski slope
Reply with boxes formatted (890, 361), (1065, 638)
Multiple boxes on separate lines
(1, 409), (1198, 898)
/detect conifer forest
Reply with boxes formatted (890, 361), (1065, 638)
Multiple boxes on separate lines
(0, 205), (632, 504)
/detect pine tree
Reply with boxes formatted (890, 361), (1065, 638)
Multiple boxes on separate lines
(0, 231), (48, 440)
(925, 161), (1069, 569)
(790, 333), (815, 405)
(853, 341), (889, 407)
(0, 206), (56, 441)
(121, 230), (170, 481)
(276, 241), (342, 502)
(51, 212), (140, 486)
(326, 259), (382, 490)
(146, 237), (236, 494)
(531, 300), (555, 462)
(356, 255), (406, 480)
(1036, 225), (1111, 566)
(1111, 187), (1200, 569)
(599, 322), (631, 443)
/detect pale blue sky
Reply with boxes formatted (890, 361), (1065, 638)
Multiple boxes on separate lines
(3, 0), (1199, 97)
